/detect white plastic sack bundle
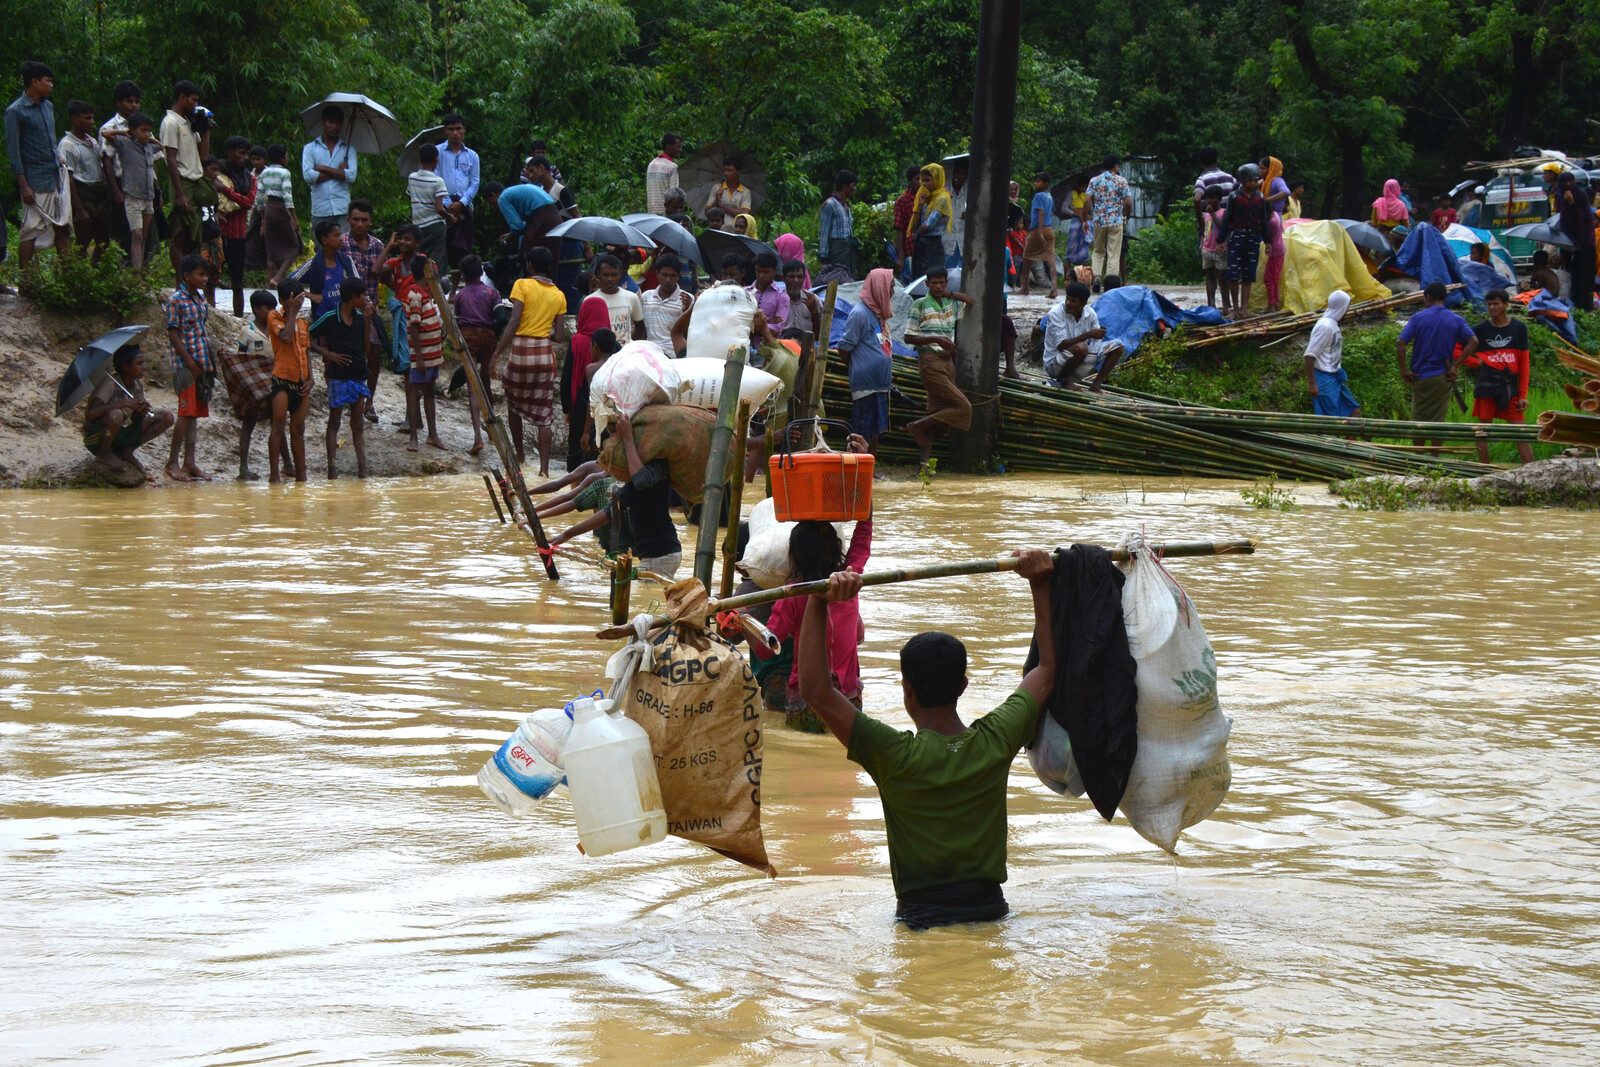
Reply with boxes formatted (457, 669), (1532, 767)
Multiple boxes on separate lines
(686, 282), (757, 363)
(590, 341), (683, 441)
(1116, 534), (1232, 853)
(675, 357), (782, 412)
(739, 499), (796, 589)
(1028, 712), (1085, 797)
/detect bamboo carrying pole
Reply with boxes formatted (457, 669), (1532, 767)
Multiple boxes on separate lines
(693, 343), (749, 587)
(720, 400), (753, 598)
(426, 269), (559, 580)
(709, 539), (1258, 614)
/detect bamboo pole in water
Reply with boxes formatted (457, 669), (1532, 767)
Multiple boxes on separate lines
(720, 400), (752, 599)
(426, 268), (558, 580)
(693, 343), (748, 588)
(482, 473), (506, 523)
(805, 283), (838, 418)
(709, 539), (1258, 613)
(611, 549), (634, 627)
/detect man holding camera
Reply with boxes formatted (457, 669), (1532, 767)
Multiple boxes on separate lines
(159, 79), (215, 280)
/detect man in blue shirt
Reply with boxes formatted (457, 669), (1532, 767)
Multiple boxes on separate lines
(818, 169), (858, 284)
(435, 112), (479, 268)
(1397, 282), (1477, 454)
(487, 176), (558, 258)
(5, 61), (71, 267)
(301, 105), (357, 235)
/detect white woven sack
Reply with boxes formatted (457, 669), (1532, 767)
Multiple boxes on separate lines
(1116, 534), (1232, 853)
(589, 341), (682, 441)
(685, 282), (757, 362)
(674, 358), (781, 412)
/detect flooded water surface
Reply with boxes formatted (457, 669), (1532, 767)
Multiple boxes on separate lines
(2, 475), (1597, 1065)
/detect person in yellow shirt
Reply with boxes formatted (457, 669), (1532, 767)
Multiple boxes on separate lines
(491, 246), (569, 475)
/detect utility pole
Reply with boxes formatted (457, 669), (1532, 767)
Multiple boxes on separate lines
(946, 0), (1020, 473)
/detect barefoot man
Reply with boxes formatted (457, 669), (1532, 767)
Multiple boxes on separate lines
(83, 346), (174, 481)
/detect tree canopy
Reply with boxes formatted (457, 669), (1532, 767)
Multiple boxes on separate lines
(4, 0), (1597, 223)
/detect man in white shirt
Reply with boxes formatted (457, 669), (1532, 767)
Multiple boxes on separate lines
(1042, 282), (1124, 393)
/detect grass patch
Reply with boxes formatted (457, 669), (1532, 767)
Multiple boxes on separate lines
(1239, 475), (1300, 510)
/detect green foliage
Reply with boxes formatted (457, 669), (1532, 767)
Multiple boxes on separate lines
(1114, 332), (1309, 411)
(1339, 323), (1408, 419)
(14, 253), (158, 316)
(1126, 205), (1205, 285)
(1334, 470), (1506, 511)
(1240, 475), (1301, 510)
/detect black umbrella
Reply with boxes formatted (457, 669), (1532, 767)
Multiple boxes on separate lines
(397, 125), (446, 180)
(621, 213), (703, 264)
(56, 325), (149, 417)
(697, 228), (775, 271)
(547, 217), (655, 248)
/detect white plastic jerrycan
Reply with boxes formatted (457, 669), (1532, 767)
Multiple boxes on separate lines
(563, 695), (667, 856)
(477, 704), (577, 817)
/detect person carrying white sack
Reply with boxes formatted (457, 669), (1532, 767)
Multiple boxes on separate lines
(1303, 290), (1361, 418)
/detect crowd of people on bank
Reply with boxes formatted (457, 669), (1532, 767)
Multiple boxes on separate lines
(7, 61), (1587, 482)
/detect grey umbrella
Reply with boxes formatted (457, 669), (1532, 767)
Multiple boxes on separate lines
(298, 92), (403, 155)
(1333, 218), (1397, 256)
(621, 213), (703, 263)
(56, 325), (149, 417)
(1503, 221), (1576, 248)
(678, 142), (766, 220)
(547, 217), (655, 248)
(396, 125), (446, 180)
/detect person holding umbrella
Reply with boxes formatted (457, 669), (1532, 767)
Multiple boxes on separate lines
(705, 156), (751, 230)
(302, 105), (357, 237)
(82, 346), (174, 481)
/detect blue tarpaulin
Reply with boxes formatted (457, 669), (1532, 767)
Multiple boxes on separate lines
(1089, 286), (1227, 355)
(1391, 223), (1481, 306)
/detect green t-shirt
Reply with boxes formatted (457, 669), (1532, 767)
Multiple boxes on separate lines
(908, 294), (961, 356)
(846, 689), (1040, 898)
(571, 476), (632, 554)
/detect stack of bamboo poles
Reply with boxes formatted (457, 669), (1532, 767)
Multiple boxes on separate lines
(1554, 342), (1600, 415)
(821, 359), (1532, 480)
(1177, 288), (1447, 351)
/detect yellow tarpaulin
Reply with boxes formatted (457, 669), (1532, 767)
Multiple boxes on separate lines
(1252, 219), (1390, 314)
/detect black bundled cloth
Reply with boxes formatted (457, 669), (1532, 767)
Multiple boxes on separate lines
(1023, 543), (1139, 819)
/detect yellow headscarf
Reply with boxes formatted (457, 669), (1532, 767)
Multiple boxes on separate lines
(735, 213), (758, 240)
(908, 163), (955, 237)
(1263, 156), (1283, 191)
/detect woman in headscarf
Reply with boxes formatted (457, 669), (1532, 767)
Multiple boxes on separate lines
(1260, 156), (1290, 214)
(836, 268), (896, 452)
(907, 164), (954, 280)
(773, 232), (810, 288)
(1302, 290), (1361, 418)
(1371, 179), (1410, 247)
(560, 294), (612, 467)
(734, 213), (759, 240)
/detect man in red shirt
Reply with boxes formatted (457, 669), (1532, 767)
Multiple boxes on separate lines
(1430, 194), (1457, 231)
(1459, 288), (1535, 464)
(892, 164), (921, 280)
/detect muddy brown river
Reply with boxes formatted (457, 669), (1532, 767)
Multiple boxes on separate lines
(2, 475), (1597, 1064)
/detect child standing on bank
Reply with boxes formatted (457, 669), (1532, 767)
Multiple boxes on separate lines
(226, 289), (283, 481)
(267, 280), (313, 483)
(108, 112), (161, 269)
(451, 254), (501, 457)
(1200, 185), (1228, 312)
(164, 254), (215, 482)
(310, 277), (373, 478)
(378, 227), (446, 451)
(1219, 163), (1268, 313)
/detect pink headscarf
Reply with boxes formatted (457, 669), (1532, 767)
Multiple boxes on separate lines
(1372, 179), (1408, 223)
(773, 233), (810, 287)
(860, 268), (895, 323)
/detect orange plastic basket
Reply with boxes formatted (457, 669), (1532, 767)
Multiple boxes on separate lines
(769, 451), (874, 522)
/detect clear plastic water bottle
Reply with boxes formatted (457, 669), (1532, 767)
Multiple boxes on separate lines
(477, 698), (588, 817)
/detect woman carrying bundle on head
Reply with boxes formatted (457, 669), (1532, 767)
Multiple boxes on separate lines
(752, 435), (873, 731)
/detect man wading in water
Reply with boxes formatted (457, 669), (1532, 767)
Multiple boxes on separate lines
(796, 549), (1057, 930)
